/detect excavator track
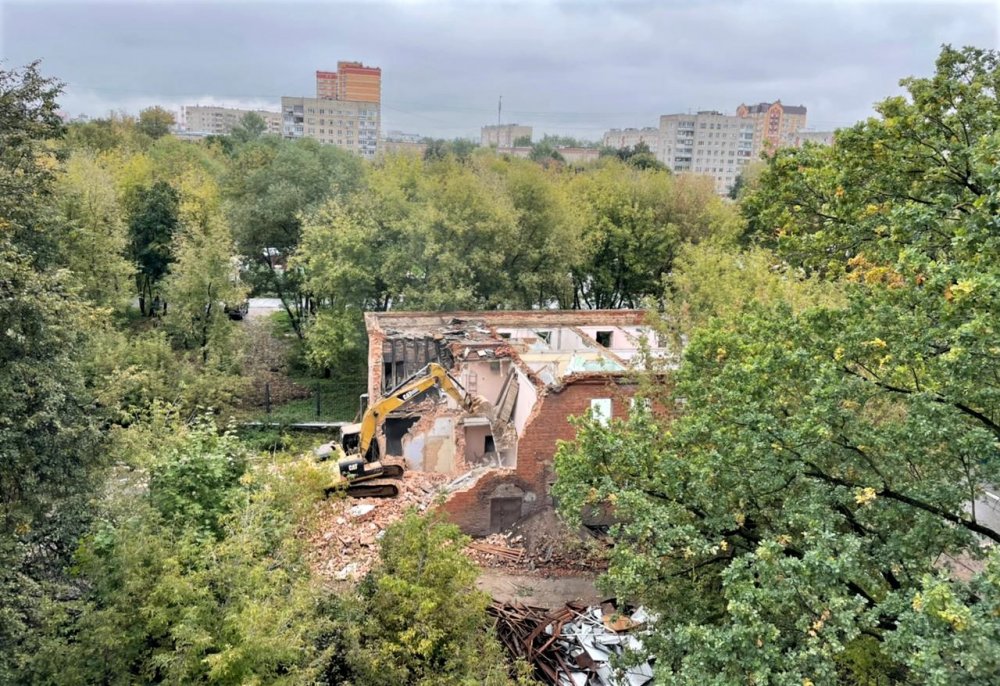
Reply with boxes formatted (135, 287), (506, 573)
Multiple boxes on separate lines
(324, 462), (406, 499)
(344, 481), (399, 498)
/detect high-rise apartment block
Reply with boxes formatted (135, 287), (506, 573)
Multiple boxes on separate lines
(283, 60), (382, 159)
(481, 124), (532, 148)
(657, 111), (754, 194)
(315, 61), (382, 104)
(736, 100), (807, 156)
(602, 127), (659, 155)
(182, 106), (282, 136)
(281, 97), (380, 159)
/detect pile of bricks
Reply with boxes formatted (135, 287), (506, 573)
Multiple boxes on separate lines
(307, 469), (450, 582)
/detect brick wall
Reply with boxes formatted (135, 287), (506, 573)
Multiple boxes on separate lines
(442, 375), (641, 536)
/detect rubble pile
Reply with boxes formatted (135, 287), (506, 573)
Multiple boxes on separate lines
(465, 509), (609, 574)
(466, 534), (526, 564)
(490, 600), (655, 686)
(307, 468), (450, 582)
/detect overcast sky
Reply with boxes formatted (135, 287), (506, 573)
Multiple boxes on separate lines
(2, 0), (998, 139)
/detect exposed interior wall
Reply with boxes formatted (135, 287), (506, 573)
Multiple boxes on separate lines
(511, 368), (539, 436)
(384, 416), (419, 456)
(455, 358), (511, 405)
(463, 424), (496, 467)
(401, 414), (459, 473)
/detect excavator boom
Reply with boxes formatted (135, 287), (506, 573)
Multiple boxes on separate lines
(342, 363), (471, 462)
(321, 363), (472, 499)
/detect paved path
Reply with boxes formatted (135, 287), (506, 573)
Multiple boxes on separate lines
(247, 297), (284, 319)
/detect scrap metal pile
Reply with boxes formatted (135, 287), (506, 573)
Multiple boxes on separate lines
(489, 600), (655, 686)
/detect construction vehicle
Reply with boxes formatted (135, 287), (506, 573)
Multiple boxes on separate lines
(317, 363), (479, 499)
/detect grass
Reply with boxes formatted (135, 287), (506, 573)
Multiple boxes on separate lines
(245, 308), (368, 424)
(253, 374), (366, 424)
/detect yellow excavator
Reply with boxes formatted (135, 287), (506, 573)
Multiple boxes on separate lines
(318, 363), (478, 498)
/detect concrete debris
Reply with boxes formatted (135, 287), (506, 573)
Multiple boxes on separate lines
(348, 503), (376, 518)
(490, 599), (655, 685)
(307, 468), (450, 582)
(334, 562), (360, 581)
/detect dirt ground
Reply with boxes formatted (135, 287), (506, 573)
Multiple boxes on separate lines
(475, 569), (603, 608)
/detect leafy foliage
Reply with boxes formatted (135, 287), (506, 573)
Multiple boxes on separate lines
(224, 137), (363, 337)
(128, 180), (180, 314)
(347, 511), (516, 686)
(136, 105), (175, 139)
(556, 45), (1000, 685)
(26, 420), (336, 686)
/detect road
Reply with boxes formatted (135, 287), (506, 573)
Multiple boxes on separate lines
(973, 487), (1000, 537)
(246, 297), (283, 319)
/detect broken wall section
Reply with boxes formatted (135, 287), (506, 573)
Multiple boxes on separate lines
(443, 375), (643, 536)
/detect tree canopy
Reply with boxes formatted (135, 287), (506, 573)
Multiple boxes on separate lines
(555, 45), (1000, 685)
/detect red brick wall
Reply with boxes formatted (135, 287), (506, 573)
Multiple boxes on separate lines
(442, 376), (640, 536)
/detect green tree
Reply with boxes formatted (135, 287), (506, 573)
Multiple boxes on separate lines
(568, 161), (738, 308)
(528, 138), (565, 164)
(230, 111), (268, 144)
(348, 511), (514, 686)
(555, 46), (1000, 684)
(26, 420), (338, 686)
(136, 105), (175, 139)
(225, 137), (363, 338)
(163, 167), (247, 365)
(512, 134), (532, 147)
(664, 241), (843, 341)
(0, 61), (104, 683)
(298, 152), (533, 315)
(743, 46), (1000, 275)
(64, 113), (148, 154)
(423, 137), (478, 162)
(128, 180), (180, 315)
(487, 155), (580, 307)
(614, 142), (667, 171)
(52, 151), (134, 310)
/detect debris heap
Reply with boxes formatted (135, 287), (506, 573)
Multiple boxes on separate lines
(489, 600), (655, 686)
(307, 469), (449, 582)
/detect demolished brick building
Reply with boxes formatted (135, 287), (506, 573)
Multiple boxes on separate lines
(364, 310), (670, 536)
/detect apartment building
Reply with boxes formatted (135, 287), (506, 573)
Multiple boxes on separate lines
(736, 100), (808, 156)
(657, 111), (754, 194)
(283, 60), (382, 158)
(281, 96), (380, 159)
(182, 106), (281, 136)
(602, 127), (659, 155)
(316, 61), (382, 104)
(481, 124), (532, 148)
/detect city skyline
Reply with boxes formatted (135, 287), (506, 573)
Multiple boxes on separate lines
(2, 0), (996, 139)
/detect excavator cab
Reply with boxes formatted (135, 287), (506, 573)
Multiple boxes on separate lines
(315, 438), (402, 498)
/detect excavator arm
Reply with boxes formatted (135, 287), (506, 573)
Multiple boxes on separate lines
(342, 363), (473, 461)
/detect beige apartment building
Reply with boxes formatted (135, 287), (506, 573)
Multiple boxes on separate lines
(281, 96), (380, 159)
(602, 127), (659, 155)
(736, 100), (808, 156)
(183, 106), (282, 136)
(283, 60), (382, 159)
(481, 124), (532, 148)
(657, 111), (754, 194)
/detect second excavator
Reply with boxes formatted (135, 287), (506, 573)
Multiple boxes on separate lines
(317, 363), (481, 498)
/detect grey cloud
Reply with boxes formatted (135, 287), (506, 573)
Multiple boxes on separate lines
(2, 0), (996, 139)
